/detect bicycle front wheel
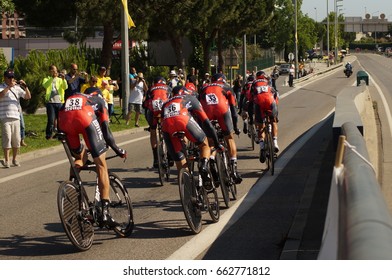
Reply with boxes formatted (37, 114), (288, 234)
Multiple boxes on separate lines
(108, 173), (134, 237)
(57, 181), (94, 251)
(156, 133), (166, 186)
(203, 184), (220, 223)
(178, 168), (202, 234)
(215, 152), (230, 208)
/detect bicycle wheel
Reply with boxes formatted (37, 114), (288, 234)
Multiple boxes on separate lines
(224, 151), (238, 201)
(162, 138), (171, 182)
(203, 181), (220, 223)
(249, 124), (255, 150)
(108, 172), (134, 237)
(156, 132), (166, 186)
(178, 168), (202, 234)
(57, 181), (94, 251)
(265, 129), (275, 175)
(215, 152), (230, 208)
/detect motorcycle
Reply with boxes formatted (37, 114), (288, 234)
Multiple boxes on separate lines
(344, 68), (352, 78)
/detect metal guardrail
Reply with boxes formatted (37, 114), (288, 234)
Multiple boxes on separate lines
(319, 82), (392, 259)
(339, 122), (392, 259)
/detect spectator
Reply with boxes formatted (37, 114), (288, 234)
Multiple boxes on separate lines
(129, 67), (137, 80)
(270, 66), (279, 91)
(232, 74), (243, 105)
(0, 69), (31, 167)
(168, 70), (181, 88)
(126, 72), (148, 127)
(288, 64), (295, 87)
(97, 66), (111, 88)
(65, 63), (88, 100)
(83, 76), (102, 96)
(100, 80), (113, 116)
(42, 64), (68, 139)
(202, 72), (210, 86)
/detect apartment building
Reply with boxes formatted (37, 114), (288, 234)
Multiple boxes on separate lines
(1, 11), (26, 39)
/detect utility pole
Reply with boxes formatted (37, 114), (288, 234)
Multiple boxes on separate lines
(121, 4), (130, 118)
(243, 34), (247, 87)
(294, 0), (299, 79)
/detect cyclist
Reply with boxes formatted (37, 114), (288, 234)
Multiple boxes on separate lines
(58, 91), (127, 227)
(161, 86), (223, 190)
(238, 74), (255, 134)
(143, 76), (172, 168)
(251, 70), (279, 163)
(199, 73), (242, 184)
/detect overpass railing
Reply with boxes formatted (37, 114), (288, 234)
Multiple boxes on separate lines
(318, 84), (392, 259)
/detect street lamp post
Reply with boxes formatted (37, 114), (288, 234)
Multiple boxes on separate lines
(334, 0), (343, 65)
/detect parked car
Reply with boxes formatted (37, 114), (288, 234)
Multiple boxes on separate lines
(278, 63), (291, 75)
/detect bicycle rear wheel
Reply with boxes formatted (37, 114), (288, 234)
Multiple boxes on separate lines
(265, 130), (275, 175)
(156, 133), (166, 186)
(178, 168), (202, 234)
(57, 181), (94, 251)
(215, 152), (230, 208)
(249, 124), (255, 150)
(108, 173), (134, 237)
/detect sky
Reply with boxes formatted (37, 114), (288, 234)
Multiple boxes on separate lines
(301, 0), (392, 21)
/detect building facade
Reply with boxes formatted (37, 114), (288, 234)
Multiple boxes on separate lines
(1, 11), (26, 39)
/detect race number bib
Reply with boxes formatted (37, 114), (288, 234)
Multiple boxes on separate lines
(152, 99), (163, 112)
(64, 97), (83, 111)
(163, 103), (180, 118)
(206, 93), (218, 105)
(256, 86), (269, 94)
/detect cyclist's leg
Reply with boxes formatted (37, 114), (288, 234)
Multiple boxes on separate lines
(271, 101), (280, 152)
(146, 110), (158, 167)
(84, 123), (118, 227)
(163, 131), (186, 172)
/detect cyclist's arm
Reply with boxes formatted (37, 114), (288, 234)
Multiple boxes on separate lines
(230, 104), (239, 132)
(101, 121), (126, 157)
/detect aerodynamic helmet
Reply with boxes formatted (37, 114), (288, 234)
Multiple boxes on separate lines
(211, 73), (226, 83)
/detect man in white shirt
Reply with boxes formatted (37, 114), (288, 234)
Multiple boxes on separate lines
(0, 70), (31, 167)
(126, 72), (148, 127)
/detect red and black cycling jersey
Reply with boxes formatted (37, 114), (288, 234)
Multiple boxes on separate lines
(144, 83), (172, 115)
(199, 82), (236, 113)
(161, 94), (208, 132)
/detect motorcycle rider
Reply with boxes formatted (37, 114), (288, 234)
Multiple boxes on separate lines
(344, 62), (353, 76)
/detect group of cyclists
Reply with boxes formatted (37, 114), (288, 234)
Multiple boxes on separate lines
(59, 67), (280, 228)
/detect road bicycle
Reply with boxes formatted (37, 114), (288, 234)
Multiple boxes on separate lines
(175, 132), (220, 234)
(259, 115), (277, 175)
(56, 132), (134, 251)
(211, 121), (237, 208)
(156, 119), (171, 185)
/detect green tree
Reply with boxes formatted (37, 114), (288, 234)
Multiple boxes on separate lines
(1, 0), (15, 13)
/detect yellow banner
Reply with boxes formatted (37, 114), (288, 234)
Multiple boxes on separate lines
(121, 0), (136, 28)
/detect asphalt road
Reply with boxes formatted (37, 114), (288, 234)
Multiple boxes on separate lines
(0, 54), (390, 260)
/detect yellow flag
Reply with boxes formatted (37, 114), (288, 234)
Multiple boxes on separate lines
(121, 0), (136, 28)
